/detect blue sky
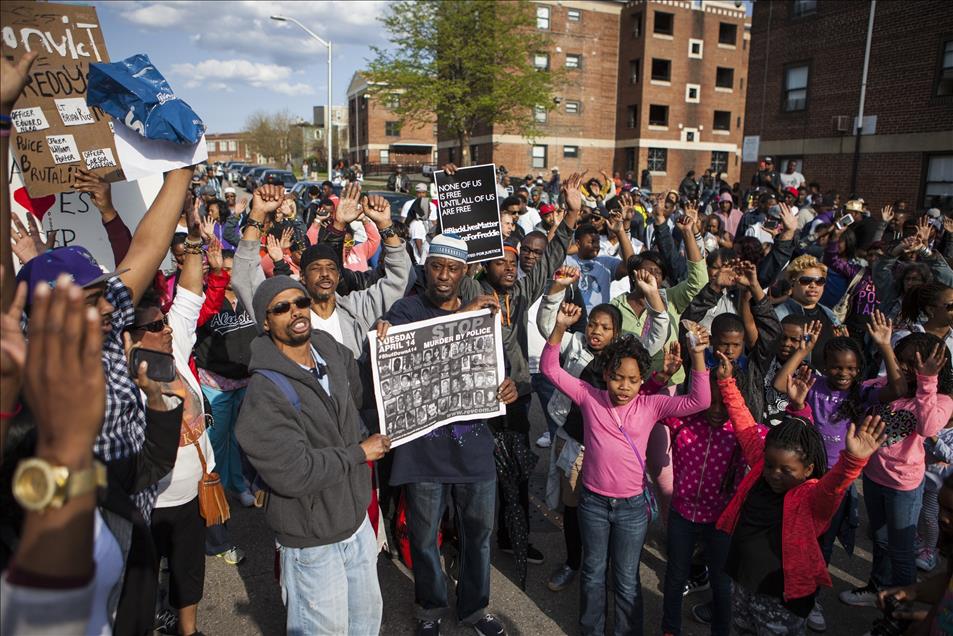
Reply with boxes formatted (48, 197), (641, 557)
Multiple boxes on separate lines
(91, 1), (390, 133)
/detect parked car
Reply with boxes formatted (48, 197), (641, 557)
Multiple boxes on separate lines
(225, 161), (247, 182)
(290, 180), (322, 200)
(237, 164), (261, 187)
(367, 190), (414, 221)
(261, 170), (297, 192)
(245, 166), (271, 191)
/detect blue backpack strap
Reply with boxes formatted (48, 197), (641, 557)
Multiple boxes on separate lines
(254, 369), (301, 413)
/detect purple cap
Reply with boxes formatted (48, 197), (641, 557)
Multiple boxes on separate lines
(15, 246), (126, 301)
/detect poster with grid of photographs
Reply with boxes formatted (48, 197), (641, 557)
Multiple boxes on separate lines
(368, 309), (506, 447)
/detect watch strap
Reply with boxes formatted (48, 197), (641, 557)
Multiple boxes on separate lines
(65, 461), (107, 500)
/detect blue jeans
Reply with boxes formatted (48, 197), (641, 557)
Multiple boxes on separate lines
(661, 510), (732, 636)
(578, 486), (650, 636)
(201, 385), (247, 494)
(863, 474), (923, 588)
(279, 516), (382, 636)
(405, 480), (495, 624)
(531, 373), (559, 438)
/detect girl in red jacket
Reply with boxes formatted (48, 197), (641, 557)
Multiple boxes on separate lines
(713, 352), (887, 635)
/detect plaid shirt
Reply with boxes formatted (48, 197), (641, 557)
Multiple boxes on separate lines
(97, 279), (155, 515)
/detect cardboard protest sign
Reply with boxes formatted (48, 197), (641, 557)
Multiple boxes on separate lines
(1, 1), (123, 197)
(368, 309), (506, 447)
(7, 152), (168, 272)
(434, 163), (504, 263)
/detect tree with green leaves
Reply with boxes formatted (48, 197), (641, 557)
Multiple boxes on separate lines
(243, 110), (304, 165)
(367, 0), (560, 166)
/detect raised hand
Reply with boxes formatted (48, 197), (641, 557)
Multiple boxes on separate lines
(562, 171), (587, 213)
(251, 184), (284, 218)
(334, 182), (364, 226)
(265, 234), (284, 263)
(683, 320), (710, 353)
(73, 168), (115, 214)
(865, 310), (893, 349)
(661, 341), (682, 379)
(552, 266), (581, 288)
(554, 301), (582, 329)
(800, 320), (823, 353)
(206, 237), (223, 273)
(787, 364), (816, 408)
(10, 214), (54, 265)
(279, 226), (294, 250)
(878, 204), (894, 224)
(731, 259), (758, 289)
(362, 194), (393, 227)
(915, 343), (948, 377)
(607, 210), (624, 235)
(778, 202), (797, 234)
(199, 216), (217, 243)
(185, 197), (204, 240)
(714, 261), (737, 288)
(23, 275), (105, 462)
(634, 268), (659, 294)
(714, 350), (734, 381)
(845, 415), (888, 459)
(441, 163), (458, 175)
(915, 215), (932, 246)
(0, 51), (38, 109)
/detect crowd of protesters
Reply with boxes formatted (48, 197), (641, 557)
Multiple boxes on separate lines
(2, 51), (953, 636)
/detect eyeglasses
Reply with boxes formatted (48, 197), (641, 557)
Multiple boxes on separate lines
(797, 276), (827, 286)
(131, 315), (169, 333)
(266, 296), (311, 315)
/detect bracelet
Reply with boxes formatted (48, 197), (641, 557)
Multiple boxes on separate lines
(0, 403), (23, 419)
(246, 219), (264, 232)
(183, 236), (204, 247)
(182, 245), (204, 255)
(0, 114), (11, 125)
(919, 246), (932, 258)
(0, 128), (10, 138)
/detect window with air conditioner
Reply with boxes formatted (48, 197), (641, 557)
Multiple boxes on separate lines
(566, 54), (582, 70)
(718, 22), (737, 45)
(783, 64), (809, 111)
(568, 8), (581, 22)
(536, 6), (550, 30)
(654, 11), (674, 36)
(534, 106), (547, 123)
(532, 145), (547, 169)
(651, 58), (671, 82)
(566, 100), (581, 114)
(716, 67), (734, 89)
(648, 104), (668, 127)
(713, 110), (731, 131)
(648, 148), (667, 172)
(563, 145), (579, 158)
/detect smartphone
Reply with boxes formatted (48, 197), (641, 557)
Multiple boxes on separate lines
(763, 219), (780, 230)
(836, 214), (855, 230)
(129, 348), (176, 383)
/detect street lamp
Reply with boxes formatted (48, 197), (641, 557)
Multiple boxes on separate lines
(270, 15), (332, 181)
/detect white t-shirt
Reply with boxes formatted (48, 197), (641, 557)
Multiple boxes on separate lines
(526, 297), (546, 374)
(409, 219), (429, 264)
(311, 308), (345, 343)
(517, 207), (541, 236)
(779, 171), (806, 190)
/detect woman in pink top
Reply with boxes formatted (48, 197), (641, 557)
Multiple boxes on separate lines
(841, 333), (953, 607)
(542, 302), (711, 636)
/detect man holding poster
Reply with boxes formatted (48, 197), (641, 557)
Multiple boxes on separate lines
(377, 234), (518, 636)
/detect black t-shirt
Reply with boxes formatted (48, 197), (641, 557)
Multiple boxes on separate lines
(726, 478), (816, 617)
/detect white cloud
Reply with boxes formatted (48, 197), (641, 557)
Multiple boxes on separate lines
(120, 3), (186, 28)
(170, 59), (314, 96)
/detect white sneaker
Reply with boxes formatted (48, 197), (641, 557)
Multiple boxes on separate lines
(807, 600), (826, 632)
(535, 432), (552, 448)
(839, 583), (878, 607)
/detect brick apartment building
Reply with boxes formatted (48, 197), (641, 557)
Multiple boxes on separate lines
(205, 133), (252, 163)
(616, 0), (749, 192)
(742, 0), (953, 212)
(346, 72), (437, 168)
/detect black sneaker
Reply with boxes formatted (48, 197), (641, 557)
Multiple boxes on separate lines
(683, 567), (710, 596)
(416, 618), (440, 636)
(154, 608), (178, 635)
(472, 613), (506, 636)
(499, 543), (545, 564)
(691, 602), (713, 625)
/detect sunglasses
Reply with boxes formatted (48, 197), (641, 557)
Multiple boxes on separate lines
(131, 315), (169, 333)
(266, 296), (311, 315)
(797, 276), (827, 286)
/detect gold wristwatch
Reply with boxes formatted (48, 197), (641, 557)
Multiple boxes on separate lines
(12, 458), (106, 512)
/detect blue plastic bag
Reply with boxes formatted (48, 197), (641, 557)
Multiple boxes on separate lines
(87, 54), (205, 145)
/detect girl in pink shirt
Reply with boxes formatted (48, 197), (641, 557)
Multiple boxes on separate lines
(842, 333), (953, 606)
(542, 302), (711, 636)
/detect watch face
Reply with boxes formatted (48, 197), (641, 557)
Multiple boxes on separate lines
(13, 463), (54, 511)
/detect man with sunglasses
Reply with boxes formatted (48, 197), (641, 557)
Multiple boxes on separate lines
(775, 254), (839, 368)
(235, 275), (390, 635)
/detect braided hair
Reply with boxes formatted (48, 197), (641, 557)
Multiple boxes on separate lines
(899, 282), (947, 326)
(765, 415), (829, 480)
(598, 334), (651, 379)
(824, 336), (867, 422)
(894, 332), (953, 396)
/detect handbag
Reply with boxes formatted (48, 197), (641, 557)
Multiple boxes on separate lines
(602, 395), (660, 524)
(832, 267), (865, 323)
(193, 440), (230, 527)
